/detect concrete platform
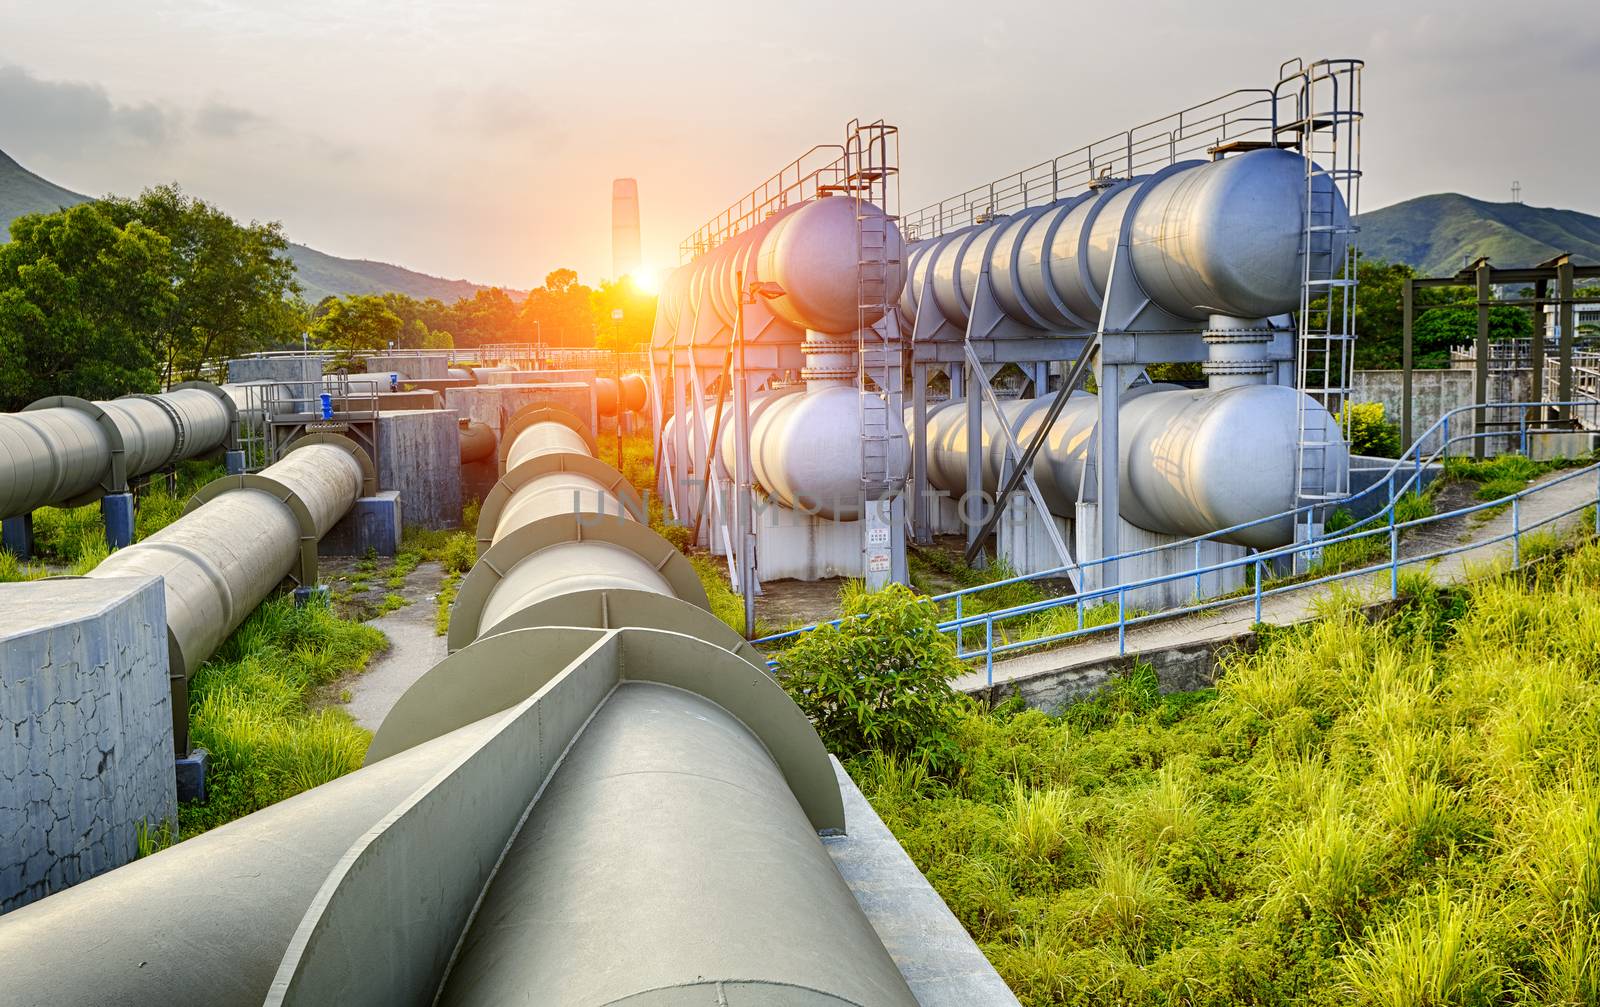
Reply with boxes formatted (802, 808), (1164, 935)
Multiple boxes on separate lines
(0, 576), (177, 913)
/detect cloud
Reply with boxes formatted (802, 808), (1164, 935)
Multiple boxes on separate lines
(0, 64), (178, 151)
(194, 101), (268, 138)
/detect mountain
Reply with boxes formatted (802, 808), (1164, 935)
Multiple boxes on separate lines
(0, 148), (506, 303)
(1358, 194), (1600, 277)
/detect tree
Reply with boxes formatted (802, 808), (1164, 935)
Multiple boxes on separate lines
(102, 184), (305, 383)
(310, 295), (403, 367)
(0, 203), (174, 411)
(520, 268), (594, 347)
(1410, 305), (1533, 368)
(590, 274), (657, 351)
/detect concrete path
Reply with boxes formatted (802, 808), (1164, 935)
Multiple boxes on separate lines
(342, 561), (449, 731)
(954, 468), (1597, 695)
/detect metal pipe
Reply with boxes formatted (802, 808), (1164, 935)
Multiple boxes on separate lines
(86, 436), (369, 751)
(0, 382), (235, 520)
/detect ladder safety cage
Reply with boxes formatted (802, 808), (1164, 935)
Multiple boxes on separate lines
(846, 120), (905, 508)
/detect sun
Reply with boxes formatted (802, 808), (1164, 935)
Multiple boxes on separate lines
(629, 266), (661, 295)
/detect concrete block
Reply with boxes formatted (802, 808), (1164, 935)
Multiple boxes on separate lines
(366, 352), (449, 380)
(227, 355), (326, 387)
(174, 748), (209, 804)
(2, 513), (34, 560)
(374, 410), (461, 530)
(320, 491), (403, 557)
(224, 449), (247, 475)
(101, 492), (135, 551)
(0, 576), (176, 912)
(444, 382), (598, 439)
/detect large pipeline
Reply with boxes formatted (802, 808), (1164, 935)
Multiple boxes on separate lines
(86, 435), (373, 751)
(0, 406), (915, 1005)
(0, 382), (235, 521)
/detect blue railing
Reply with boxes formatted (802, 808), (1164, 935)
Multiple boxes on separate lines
(757, 401), (1599, 681)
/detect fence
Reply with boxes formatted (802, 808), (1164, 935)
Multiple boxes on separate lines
(757, 401), (1600, 681)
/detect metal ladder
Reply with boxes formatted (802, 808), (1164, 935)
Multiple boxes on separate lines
(1288, 59), (1363, 503)
(845, 119), (904, 503)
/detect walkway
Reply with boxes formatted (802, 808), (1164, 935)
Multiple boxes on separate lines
(952, 468), (1597, 695)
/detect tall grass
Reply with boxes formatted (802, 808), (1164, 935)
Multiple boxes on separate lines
(181, 593), (386, 837)
(850, 539), (1600, 1005)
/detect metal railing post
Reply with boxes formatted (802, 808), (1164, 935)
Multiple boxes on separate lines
(1194, 540), (1203, 599)
(1512, 496), (1521, 569)
(1117, 588), (1126, 656)
(984, 617), (994, 686)
(1254, 558), (1264, 624)
(955, 595), (964, 656)
(1385, 476), (1398, 598)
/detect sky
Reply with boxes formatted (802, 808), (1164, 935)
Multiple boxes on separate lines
(2, 1), (1596, 289)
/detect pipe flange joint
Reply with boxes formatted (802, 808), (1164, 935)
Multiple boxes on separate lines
(1202, 326), (1274, 344)
(129, 393), (188, 467)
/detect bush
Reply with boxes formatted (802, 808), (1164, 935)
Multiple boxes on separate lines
(1339, 401), (1402, 458)
(775, 582), (966, 772)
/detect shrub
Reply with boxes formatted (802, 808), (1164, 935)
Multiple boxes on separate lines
(775, 582), (966, 771)
(1339, 401), (1402, 458)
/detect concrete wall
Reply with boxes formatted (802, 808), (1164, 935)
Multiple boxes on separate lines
(227, 355), (326, 387)
(477, 368), (597, 387)
(375, 409), (462, 530)
(443, 383), (598, 439)
(367, 353), (449, 381)
(0, 576), (176, 914)
(1353, 368), (1479, 455)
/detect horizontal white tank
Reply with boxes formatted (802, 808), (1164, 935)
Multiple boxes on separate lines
(659, 196), (905, 346)
(902, 148), (1346, 330)
(917, 385), (1346, 549)
(752, 385), (909, 521)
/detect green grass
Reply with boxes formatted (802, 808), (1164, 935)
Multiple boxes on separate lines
(180, 593), (387, 837)
(851, 541), (1600, 1005)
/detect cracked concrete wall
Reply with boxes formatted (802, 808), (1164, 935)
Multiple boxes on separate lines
(0, 575), (176, 914)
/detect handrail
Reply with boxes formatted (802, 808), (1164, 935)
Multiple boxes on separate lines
(756, 399), (1597, 651)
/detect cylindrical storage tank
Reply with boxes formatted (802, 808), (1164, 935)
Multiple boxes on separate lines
(757, 196), (906, 334)
(750, 385), (909, 520)
(458, 420), (496, 464)
(903, 149), (1347, 331)
(0, 384), (234, 520)
(1117, 384), (1347, 548)
(918, 386), (1346, 549)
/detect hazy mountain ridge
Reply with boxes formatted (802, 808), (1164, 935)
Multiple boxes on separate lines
(1358, 193), (1600, 277)
(0, 148), (507, 302)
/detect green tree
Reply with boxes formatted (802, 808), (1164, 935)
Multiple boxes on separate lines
(590, 273), (657, 351)
(0, 203), (174, 411)
(103, 184), (304, 383)
(310, 294), (403, 367)
(520, 268), (594, 347)
(1410, 305), (1533, 368)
